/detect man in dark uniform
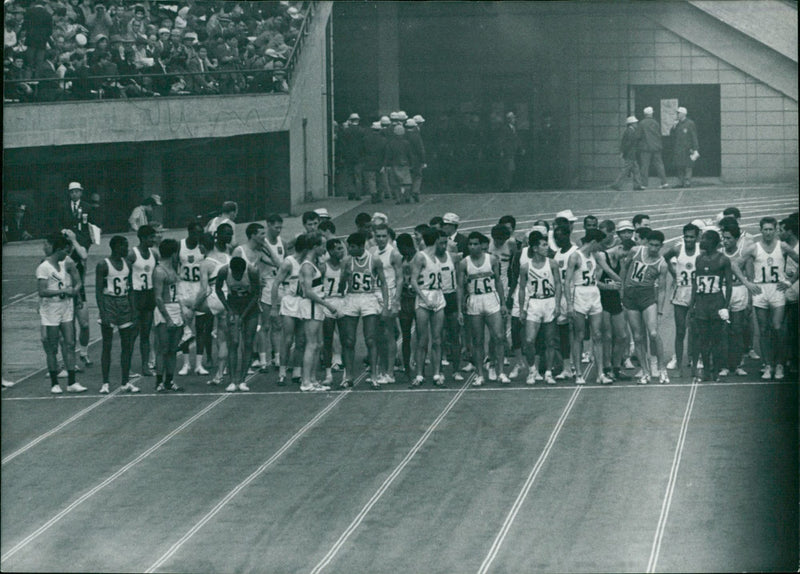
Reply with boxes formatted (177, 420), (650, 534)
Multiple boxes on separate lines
(497, 111), (522, 193)
(688, 230), (732, 382)
(612, 116), (645, 191)
(340, 113), (365, 200)
(363, 121), (387, 203)
(637, 106), (669, 189)
(670, 106), (699, 188)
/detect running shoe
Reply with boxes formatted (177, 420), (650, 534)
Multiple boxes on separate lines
(99, 383), (110, 394)
(453, 372), (464, 381)
(526, 370), (538, 385)
(441, 358), (450, 366)
(581, 351), (591, 364)
(300, 382), (322, 392)
(67, 382), (87, 392)
(57, 369), (68, 378)
(488, 367), (498, 382)
(696, 358), (704, 370)
(748, 349), (760, 360)
(774, 364), (785, 380)
(761, 366), (772, 380)
(717, 368), (730, 377)
(471, 376), (484, 387)
(555, 368), (572, 380)
(238, 382), (250, 392)
(638, 374), (650, 385)
(207, 375), (223, 386)
(322, 371), (334, 386)
(51, 384), (64, 394)
(509, 365), (521, 379)
(277, 375), (287, 387)
(369, 378), (381, 389)
(141, 368), (155, 377)
(166, 382), (184, 392)
(339, 379), (353, 389)
(613, 368), (631, 381)
(544, 371), (557, 385)
(575, 375), (586, 385)
(535, 371), (544, 382)
(410, 376), (424, 388)
(156, 383), (166, 392)
(122, 381), (140, 393)
(314, 381), (331, 391)
(659, 183), (670, 189)
(194, 366), (209, 376)
(598, 373), (614, 385)
(226, 382), (237, 392)
(433, 374), (446, 387)
(666, 356), (678, 370)
(623, 358), (636, 369)
(1, 379), (15, 388)
(659, 370), (670, 384)
(734, 367), (747, 376)
(499, 373), (511, 385)
(383, 374), (396, 384)
(462, 362), (475, 373)
(178, 364), (191, 376)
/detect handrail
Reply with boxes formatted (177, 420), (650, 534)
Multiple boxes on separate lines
(284, 1), (316, 83)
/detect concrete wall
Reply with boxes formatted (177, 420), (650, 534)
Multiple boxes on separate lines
(568, 11), (798, 186)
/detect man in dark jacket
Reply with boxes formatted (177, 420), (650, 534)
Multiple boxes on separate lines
(496, 111), (522, 192)
(612, 116), (645, 191)
(363, 122), (388, 203)
(670, 106), (699, 188)
(638, 106), (669, 189)
(406, 118), (426, 203)
(339, 113), (366, 199)
(384, 124), (415, 204)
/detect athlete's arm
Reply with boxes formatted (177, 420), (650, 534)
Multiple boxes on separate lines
(390, 250), (404, 309)
(300, 261), (336, 313)
(153, 267), (174, 327)
(372, 257), (389, 312)
(730, 258), (761, 295)
(95, 259), (109, 324)
(271, 259), (292, 310)
(661, 246), (680, 281)
(63, 229), (88, 261)
(215, 267), (231, 314)
(338, 257), (351, 295)
(125, 248), (137, 267)
(491, 254), (506, 312)
(66, 259), (82, 298)
(721, 256), (733, 307)
(410, 252), (431, 307)
(594, 251), (621, 284)
(241, 268), (262, 318)
(782, 242), (800, 263)
(455, 257), (464, 324)
(564, 252), (579, 315)
(656, 260), (668, 316)
(507, 242), (520, 297)
(551, 258), (563, 306)
(195, 259), (212, 310)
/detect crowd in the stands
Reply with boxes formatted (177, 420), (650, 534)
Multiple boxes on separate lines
(4, 0), (307, 101)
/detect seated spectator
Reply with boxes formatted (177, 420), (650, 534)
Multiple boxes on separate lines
(127, 4), (149, 39)
(35, 48), (62, 101)
(5, 54), (34, 101)
(65, 51), (92, 99)
(4, 203), (34, 241)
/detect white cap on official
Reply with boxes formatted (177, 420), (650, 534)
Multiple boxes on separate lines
(556, 209), (578, 222)
(413, 114), (425, 124)
(442, 212), (460, 225)
(68, 182), (83, 191)
(314, 208), (330, 219)
(678, 106), (687, 114)
(626, 116), (638, 125)
(372, 212), (388, 224)
(616, 220), (634, 232)
(643, 106), (654, 115)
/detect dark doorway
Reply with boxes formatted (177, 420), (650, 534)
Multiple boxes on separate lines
(632, 84), (721, 177)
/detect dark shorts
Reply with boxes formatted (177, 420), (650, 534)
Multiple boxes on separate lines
(400, 294), (416, 316)
(133, 289), (156, 313)
(623, 286), (657, 312)
(444, 291), (458, 315)
(102, 295), (135, 329)
(600, 288), (623, 315)
(694, 293), (725, 321)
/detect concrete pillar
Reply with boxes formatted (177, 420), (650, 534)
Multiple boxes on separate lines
(377, 2), (399, 114)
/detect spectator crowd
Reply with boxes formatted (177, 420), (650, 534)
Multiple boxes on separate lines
(4, 0), (309, 101)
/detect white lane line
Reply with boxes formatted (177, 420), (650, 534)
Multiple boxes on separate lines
(646, 377), (699, 573)
(2, 335), (104, 387)
(145, 371), (369, 573)
(309, 374), (475, 574)
(1, 388), (122, 465)
(477, 385), (583, 574)
(0, 394), (229, 565)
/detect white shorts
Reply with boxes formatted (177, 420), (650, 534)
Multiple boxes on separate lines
(344, 292), (382, 317)
(466, 292), (501, 316)
(573, 286), (602, 316)
(280, 294), (304, 319)
(526, 297), (556, 324)
(298, 298), (325, 321)
(415, 289), (445, 312)
(752, 283), (786, 310)
(154, 302), (184, 327)
(729, 284), (750, 313)
(261, 277), (283, 304)
(40, 298), (74, 327)
(323, 296), (346, 319)
(375, 287), (397, 305)
(177, 281), (202, 307)
(786, 281), (798, 304)
(556, 294), (570, 325)
(671, 284), (692, 307)
(207, 290), (226, 316)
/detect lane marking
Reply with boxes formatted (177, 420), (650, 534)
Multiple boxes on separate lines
(2, 388), (122, 465)
(477, 386), (583, 574)
(0, 394), (229, 565)
(2, 335), (103, 387)
(309, 373), (475, 574)
(646, 377), (700, 573)
(145, 369), (369, 573)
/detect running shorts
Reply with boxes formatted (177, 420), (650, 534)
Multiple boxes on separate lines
(101, 295), (134, 329)
(40, 298), (74, 327)
(298, 298), (325, 321)
(466, 292), (501, 316)
(600, 289), (623, 315)
(526, 297), (556, 324)
(416, 289), (445, 313)
(343, 292), (382, 317)
(752, 283), (786, 310)
(444, 291), (459, 315)
(730, 284), (749, 313)
(323, 296), (346, 320)
(154, 302), (184, 327)
(573, 286), (602, 316)
(623, 286), (657, 312)
(280, 294), (304, 319)
(133, 289), (156, 313)
(671, 284), (692, 307)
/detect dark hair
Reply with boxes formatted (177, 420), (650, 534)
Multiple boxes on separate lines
(468, 231), (485, 243)
(635, 227), (651, 240)
(137, 224), (156, 240)
(355, 213), (372, 228)
(528, 230), (547, 248)
(533, 220), (550, 231)
(305, 232), (323, 249)
(199, 232), (215, 252)
(373, 222), (389, 233)
(294, 233), (308, 253)
(760, 216), (777, 229)
(421, 227), (443, 247)
(347, 232), (366, 247)
(215, 222), (233, 239)
(245, 222), (264, 239)
(187, 221), (203, 234)
(429, 216), (444, 227)
(491, 224), (510, 242)
(722, 207), (741, 219)
(780, 216), (799, 237)
(647, 229), (665, 244)
(582, 229), (606, 244)
(583, 215), (598, 226)
(266, 213), (283, 224)
(553, 216), (570, 229)
(143, 197), (157, 207)
(302, 211), (320, 224)
(479, 234), (490, 246)
(396, 233), (415, 254)
(222, 201), (238, 214)
(387, 227), (396, 241)
(109, 235), (128, 251)
(720, 221), (741, 239)
(599, 220), (615, 234)
(499, 215), (516, 229)
(230, 256), (246, 275)
(159, 238), (179, 258)
(326, 237), (342, 253)
(414, 224), (430, 235)
(682, 223), (700, 236)
(701, 229), (720, 249)
(632, 214), (650, 227)
(49, 232), (70, 252)
(553, 224), (571, 239)
(319, 220), (336, 234)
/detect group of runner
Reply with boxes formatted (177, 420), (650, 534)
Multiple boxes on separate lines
(26, 201), (800, 394)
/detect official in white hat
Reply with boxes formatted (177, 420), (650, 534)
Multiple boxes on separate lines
(556, 209), (578, 223)
(671, 106), (698, 188)
(639, 106), (669, 189)
(441, 213), (467, 256)
(314, 208), (331, 220)
(611, 114), (646, 191)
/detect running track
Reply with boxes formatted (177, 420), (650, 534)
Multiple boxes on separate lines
(2, 185), (797, 572)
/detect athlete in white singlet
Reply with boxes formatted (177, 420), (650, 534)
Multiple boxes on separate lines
(662, 223), (700, 374)
(371, 223), (404, 384)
